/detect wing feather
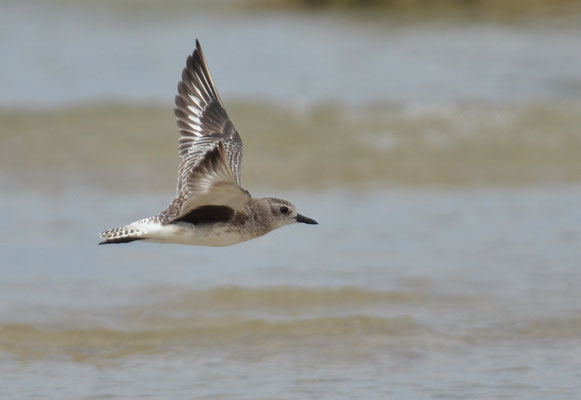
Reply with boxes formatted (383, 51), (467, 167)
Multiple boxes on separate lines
(174, 39), (243, 196)
(177, 142), (250, 219)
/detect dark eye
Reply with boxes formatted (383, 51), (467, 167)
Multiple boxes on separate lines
(280, 206), (289, 214)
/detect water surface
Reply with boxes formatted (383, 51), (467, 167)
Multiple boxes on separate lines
(1, 186), (581, 399)
(1, 2), (581, 399)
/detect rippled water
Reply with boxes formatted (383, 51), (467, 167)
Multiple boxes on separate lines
(2, 1), (581, 399)
(1, 187), (580, 398)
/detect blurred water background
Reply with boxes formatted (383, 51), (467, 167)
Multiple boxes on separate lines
(1, 0), (581, 398)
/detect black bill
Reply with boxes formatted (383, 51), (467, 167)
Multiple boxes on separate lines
(296, 214), (318, 225)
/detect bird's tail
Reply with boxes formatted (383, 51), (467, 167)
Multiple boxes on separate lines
(99, 223), (148, 245)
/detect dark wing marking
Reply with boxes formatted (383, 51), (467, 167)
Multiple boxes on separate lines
(98, 237), (144, 245)
(174, 39), (243, 196)
(172, 205), (234, 225)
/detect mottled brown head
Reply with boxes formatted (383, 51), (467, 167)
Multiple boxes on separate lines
(261, 197), (318, 229)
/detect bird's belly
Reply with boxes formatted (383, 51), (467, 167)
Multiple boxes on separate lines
(143, 222), (250, 247)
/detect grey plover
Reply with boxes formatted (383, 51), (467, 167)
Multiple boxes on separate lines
(99, 40), (317, 246)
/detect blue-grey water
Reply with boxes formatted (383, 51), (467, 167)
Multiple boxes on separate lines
(1, 187), (581, 399)
(1, 1), (581, 399)
(2, 1), (581, 107)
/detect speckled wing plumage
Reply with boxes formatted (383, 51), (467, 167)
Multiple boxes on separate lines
(156, 142), (250, 225)
(174, 39), (243, 195)
(155, 40), (249, 225)
(179, 142), (249, 214)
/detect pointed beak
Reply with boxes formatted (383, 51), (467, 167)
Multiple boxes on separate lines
(296, 213), (318, 225)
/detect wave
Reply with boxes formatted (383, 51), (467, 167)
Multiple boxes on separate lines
(0, 314), (425, 361)
(3, 102), (581, 191)
(0, 285), (451, 361)
(2, 285), (579, 361)
(4, 311), (580, 362)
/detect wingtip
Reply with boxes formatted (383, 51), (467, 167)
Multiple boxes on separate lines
(98, 237), (143, 245)
(194, 39), (206, 62)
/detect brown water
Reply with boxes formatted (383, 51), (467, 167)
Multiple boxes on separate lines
(2, 101), (581, 190)
(1, 2), (581, 399)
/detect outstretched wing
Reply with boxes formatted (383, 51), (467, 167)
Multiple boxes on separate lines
(167, 142), (250, 224)
(174, 39), (243, 197)
(181, 143), (249, 214)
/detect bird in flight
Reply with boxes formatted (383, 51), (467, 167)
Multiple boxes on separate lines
(99, 40), (317, 246)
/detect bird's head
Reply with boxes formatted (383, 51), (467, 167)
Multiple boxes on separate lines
(263, 198), (318, 229)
